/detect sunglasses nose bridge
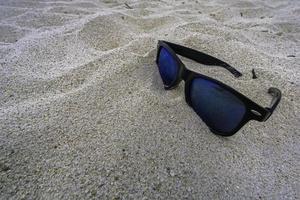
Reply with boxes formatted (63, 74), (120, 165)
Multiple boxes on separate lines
(182, 68), (191, 81)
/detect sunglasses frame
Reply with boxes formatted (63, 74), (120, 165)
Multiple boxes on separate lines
(156, 40), (281, 136)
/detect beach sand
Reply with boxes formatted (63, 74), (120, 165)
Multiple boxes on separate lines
(0, 0), (299, 199)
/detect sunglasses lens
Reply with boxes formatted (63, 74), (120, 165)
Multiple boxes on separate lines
(189, 78), (246, 134)
(158, 47), (179, 86)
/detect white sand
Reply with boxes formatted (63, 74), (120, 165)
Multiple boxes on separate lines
(0, 0), (299, 199)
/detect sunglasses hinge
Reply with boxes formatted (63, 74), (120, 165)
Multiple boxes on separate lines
(262, 108), (272, 121)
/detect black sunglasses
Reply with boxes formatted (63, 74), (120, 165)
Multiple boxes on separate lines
(156, 40), (281, 136)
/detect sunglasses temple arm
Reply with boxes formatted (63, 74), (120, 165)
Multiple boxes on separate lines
(263, 87), (281, 121)
(161, 41), (243, 77)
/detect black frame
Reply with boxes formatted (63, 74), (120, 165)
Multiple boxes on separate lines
(156, 40), (281, 136)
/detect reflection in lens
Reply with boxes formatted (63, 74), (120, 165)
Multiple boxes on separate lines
(190, 78), (246, 133)
(158, 47), (179, 86)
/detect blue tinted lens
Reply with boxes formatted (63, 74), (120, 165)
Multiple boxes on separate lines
(158, 47), (179, 86)
(190, 78), (246, 133)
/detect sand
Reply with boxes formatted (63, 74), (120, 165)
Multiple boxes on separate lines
(0, 0), (299, 199)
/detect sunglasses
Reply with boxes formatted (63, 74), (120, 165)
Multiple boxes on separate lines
(156, 40), (281, 136)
